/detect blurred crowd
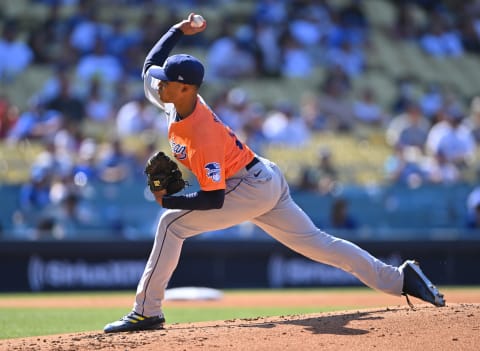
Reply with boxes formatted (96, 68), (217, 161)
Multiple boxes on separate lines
(1, 0), (480, 238)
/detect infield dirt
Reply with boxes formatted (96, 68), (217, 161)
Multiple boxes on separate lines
(1, 289), (479, 350)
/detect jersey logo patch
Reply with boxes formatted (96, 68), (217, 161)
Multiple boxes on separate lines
(170, 140), (187, 160)
(205, 162), (221, 182)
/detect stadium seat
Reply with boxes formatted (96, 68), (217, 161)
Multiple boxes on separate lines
(362, 0), (396, 28)
(371, 32), (410, 79)
(1, 65), (53, 109)
(352, 69), (397, 108)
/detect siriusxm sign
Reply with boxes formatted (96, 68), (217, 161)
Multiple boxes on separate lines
(268, 254), (402, 287)
(28, 255), (146, 291)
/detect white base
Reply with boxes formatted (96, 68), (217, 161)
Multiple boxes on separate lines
(165, 287), (224, 301)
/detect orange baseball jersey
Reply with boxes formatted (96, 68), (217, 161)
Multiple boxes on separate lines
(168, 96), (255, 190)
(144, 70), (254, 190)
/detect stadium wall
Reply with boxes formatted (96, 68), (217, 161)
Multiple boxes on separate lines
(0, 238), (479, 292)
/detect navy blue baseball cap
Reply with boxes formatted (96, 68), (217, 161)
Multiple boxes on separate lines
(149, 54), (204, 86)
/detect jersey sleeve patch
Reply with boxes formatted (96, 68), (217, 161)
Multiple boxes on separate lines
(205, 162), (221, 182)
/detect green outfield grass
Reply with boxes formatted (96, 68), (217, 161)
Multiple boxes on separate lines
(0, 306), (344, 340)
(0, 287), (477, 340)
(0, 288), (353, 340)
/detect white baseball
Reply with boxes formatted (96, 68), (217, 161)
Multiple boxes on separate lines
(191, 14), (205, 28)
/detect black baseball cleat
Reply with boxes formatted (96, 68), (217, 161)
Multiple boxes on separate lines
(104, 311), (165, 333)
(400, 260), (446, 308)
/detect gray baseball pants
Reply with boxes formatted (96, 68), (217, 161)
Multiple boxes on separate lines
(134, 157), (404, 317)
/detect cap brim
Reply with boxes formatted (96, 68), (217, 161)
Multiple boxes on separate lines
(149, 65), (170, 81)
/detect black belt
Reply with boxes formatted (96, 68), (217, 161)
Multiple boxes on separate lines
(245, 157), (260, 171)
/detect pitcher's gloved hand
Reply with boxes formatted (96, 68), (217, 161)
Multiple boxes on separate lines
(144, 151), (187, 195)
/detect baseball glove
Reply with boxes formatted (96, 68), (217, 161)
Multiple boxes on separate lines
(144, 151), (187, 195)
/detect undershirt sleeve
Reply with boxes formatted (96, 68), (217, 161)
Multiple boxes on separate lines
(142, 27), (183, 78)
(162, 189), (225, 210)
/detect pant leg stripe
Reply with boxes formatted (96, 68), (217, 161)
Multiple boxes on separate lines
(140, 210), (193, 315)
(140, 179), (244, 314)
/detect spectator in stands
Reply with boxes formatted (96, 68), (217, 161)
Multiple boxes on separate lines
(289, 7), (325, 48)
(466, 96), (480, 145)
(114, 82), (134, 114)
(324, 64), (352, 98)
(122, 42), (145, 79)
(60, 0), (92, 31)
(261, 102), (310, 146)
(28, 23), (53, 65)
(50, 36), (80, 70)
(386, 101), (430, 152)
(49, 168), (80, 208)
(466, 203), (480, 230)
(52, 127), (80, 158)
(421, 148), (461, 184)
(84, 79), (115, 123)
(339, 0), (369, 40)
(0, 95), (19, 139)
(31, 137), (74, 181)
(38, 64), (70, 102)
(213, 87), (251, 133)
(72, 137), (99, 182)
(325, 39), (365, 78)
(97, 138), (136, 183)
(384, 144), (427, 187)
(390, 2), (420, 40)
(352, 87), (387, 127)
(46, 190), (103, 239)
(6, 98), (63, 144)
(299, 92), (328, 131)
(467, 185), (480, 211)
(138, 11), (171, 54)
(206, 23), (258, 81)
(434, 110), (476, 169)
(34, 169), (105, 239)
(240, 104), (268, 155)
(18, 167), (52, 224)
(419, 82), (444, 121)
(279, 31), (314, 78)
(425, 103), (468, 155)
(253, 20), (282, 77)
(328, 197), (359, 230)
(318, 66), (354, 131)
(41, 2), (70, 43)
(32, 217), (57, 240)
(324, 9), (347, 49)
(459, 16), (480, 54)
(254, 0), (289, 25)
(69, 5), (111, 55)
(115, 93), (165, 137)
(467, 2), (480, 36)
(466, 186), (480, 230)
(76, 37), (124, 90)
(0, 19), (33, 82)
(106, 15), (143, 75)
(105, 17), (141, 58)
(419, 15), (464, 57)
(391, 77), (417, 114)
(131, 139), (157, 179)
(45, 72), (86, 125)
(298, 147), (338, 194)
(49, 192), (84, 239)
(28, 2), (71, 64)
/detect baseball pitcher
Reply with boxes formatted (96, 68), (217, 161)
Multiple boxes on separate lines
(104, 13), (445, 333)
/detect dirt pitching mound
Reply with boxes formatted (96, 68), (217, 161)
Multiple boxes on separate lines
(2, 303), (478, 351)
